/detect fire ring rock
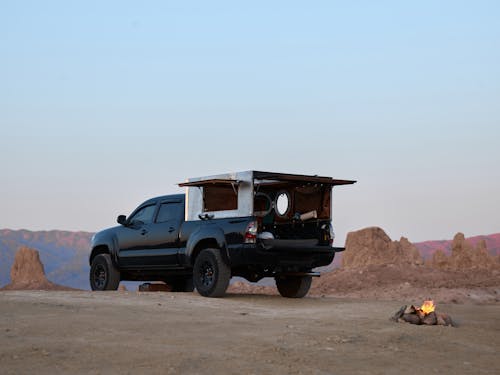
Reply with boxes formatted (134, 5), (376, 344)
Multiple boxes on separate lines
(422, 312), (437, 325)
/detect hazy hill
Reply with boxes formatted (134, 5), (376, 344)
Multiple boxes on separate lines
(1, 229), (499, 289)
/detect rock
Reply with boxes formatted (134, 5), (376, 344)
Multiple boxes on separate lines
(422, 312), (437, 325)
(469, 239), (494, 269)
(401, 313), (421, 325)
(118, 284), (127, 292)
(1, 247), (74, 290)
(450, 233), (475, 269)
(427, 249), (448, 269)
(10, 246), (48, 286)
(390, 305), (407, 321)
(416, 309), (427, 321)
(342, 227), (423, 268)
(404, 305), (417, 314)
(436, 313), (454, 327)
(428, 233), (499, 271)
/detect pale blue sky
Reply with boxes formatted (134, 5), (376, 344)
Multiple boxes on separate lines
(1, 1), (499, 244)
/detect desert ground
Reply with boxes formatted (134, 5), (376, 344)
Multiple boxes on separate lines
(1, 291), (499, 375)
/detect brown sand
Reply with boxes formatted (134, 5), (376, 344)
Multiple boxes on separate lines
(0, 291), (499, 375)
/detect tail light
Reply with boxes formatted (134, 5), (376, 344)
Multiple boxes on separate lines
(245, 221), (258, 243)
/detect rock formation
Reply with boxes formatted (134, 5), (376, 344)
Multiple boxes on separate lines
(427, 249), (448, 269)
(1, 246), (74, 290)
(118, 284), (128, 292)
(216, 227), (500, 303)
(342, 227), (423, 268)
(428, 233), (499, 271)
(11, 246), (47, 285)
(313, 228), (500, 303)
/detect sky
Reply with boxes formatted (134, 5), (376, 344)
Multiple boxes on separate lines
(1, 1), (499, 245)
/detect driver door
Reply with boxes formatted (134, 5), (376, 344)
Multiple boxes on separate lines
(117, 203), (158, 268)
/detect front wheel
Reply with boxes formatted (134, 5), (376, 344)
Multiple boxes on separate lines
(275, 275), (312, 298)
(90, 254), (120, 291)
(193, 248), (231, 297)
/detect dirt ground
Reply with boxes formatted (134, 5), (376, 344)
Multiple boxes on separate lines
(1, 291), (499, 375)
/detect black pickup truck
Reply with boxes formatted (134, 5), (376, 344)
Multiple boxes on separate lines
(89, 171), (355, 297)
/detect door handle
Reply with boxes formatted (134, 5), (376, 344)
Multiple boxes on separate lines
(141, 229), (148, 235)
(168, 227), (175, 233)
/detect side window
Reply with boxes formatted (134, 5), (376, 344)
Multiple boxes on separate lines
(129, 205), (156, 225)
(203, 185), (238, 212)
(156, 203), (183, 223)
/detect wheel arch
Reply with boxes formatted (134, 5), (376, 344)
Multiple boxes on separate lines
(89, 245), (110, 265)
(89, 233), (120, 268)
(186, 226), (229, 265)
(190, 238), (229, 265)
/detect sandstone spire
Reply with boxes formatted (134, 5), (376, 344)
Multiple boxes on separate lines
(342, 227), (423, 268)
(1, 247), (74, 290)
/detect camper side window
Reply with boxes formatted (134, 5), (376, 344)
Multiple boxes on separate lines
(203, 185), (238, 212)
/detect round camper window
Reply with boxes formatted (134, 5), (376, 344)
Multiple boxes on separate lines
(275, 191), (290, 217)
(254, 193), (273, 217)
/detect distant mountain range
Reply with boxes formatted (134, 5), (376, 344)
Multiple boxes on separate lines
(1, 229), (499, 290)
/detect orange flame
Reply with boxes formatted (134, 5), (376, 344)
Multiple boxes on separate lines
(420, 300), (435, 315)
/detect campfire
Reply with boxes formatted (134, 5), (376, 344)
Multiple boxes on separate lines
(391, 300), (455, 326)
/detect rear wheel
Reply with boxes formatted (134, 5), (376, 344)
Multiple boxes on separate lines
(90, 254), (120, 291)
(275, 275), (312, 298)
(193, 248), (230, 297)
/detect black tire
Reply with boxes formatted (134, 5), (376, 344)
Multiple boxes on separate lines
(275, 275), (312, 298)
(193, 248), (231, 297)
(169, 276), (195, 292)
(90, 254), (120, 291)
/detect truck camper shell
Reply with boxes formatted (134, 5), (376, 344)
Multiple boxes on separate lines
(179, 170), (356, 222)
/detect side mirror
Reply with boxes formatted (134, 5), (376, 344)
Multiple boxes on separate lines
(117, 215), (127, 225)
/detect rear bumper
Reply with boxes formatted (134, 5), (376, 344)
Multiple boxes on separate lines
(227, 241), (338, 269)
(259, 238), (345, 253)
